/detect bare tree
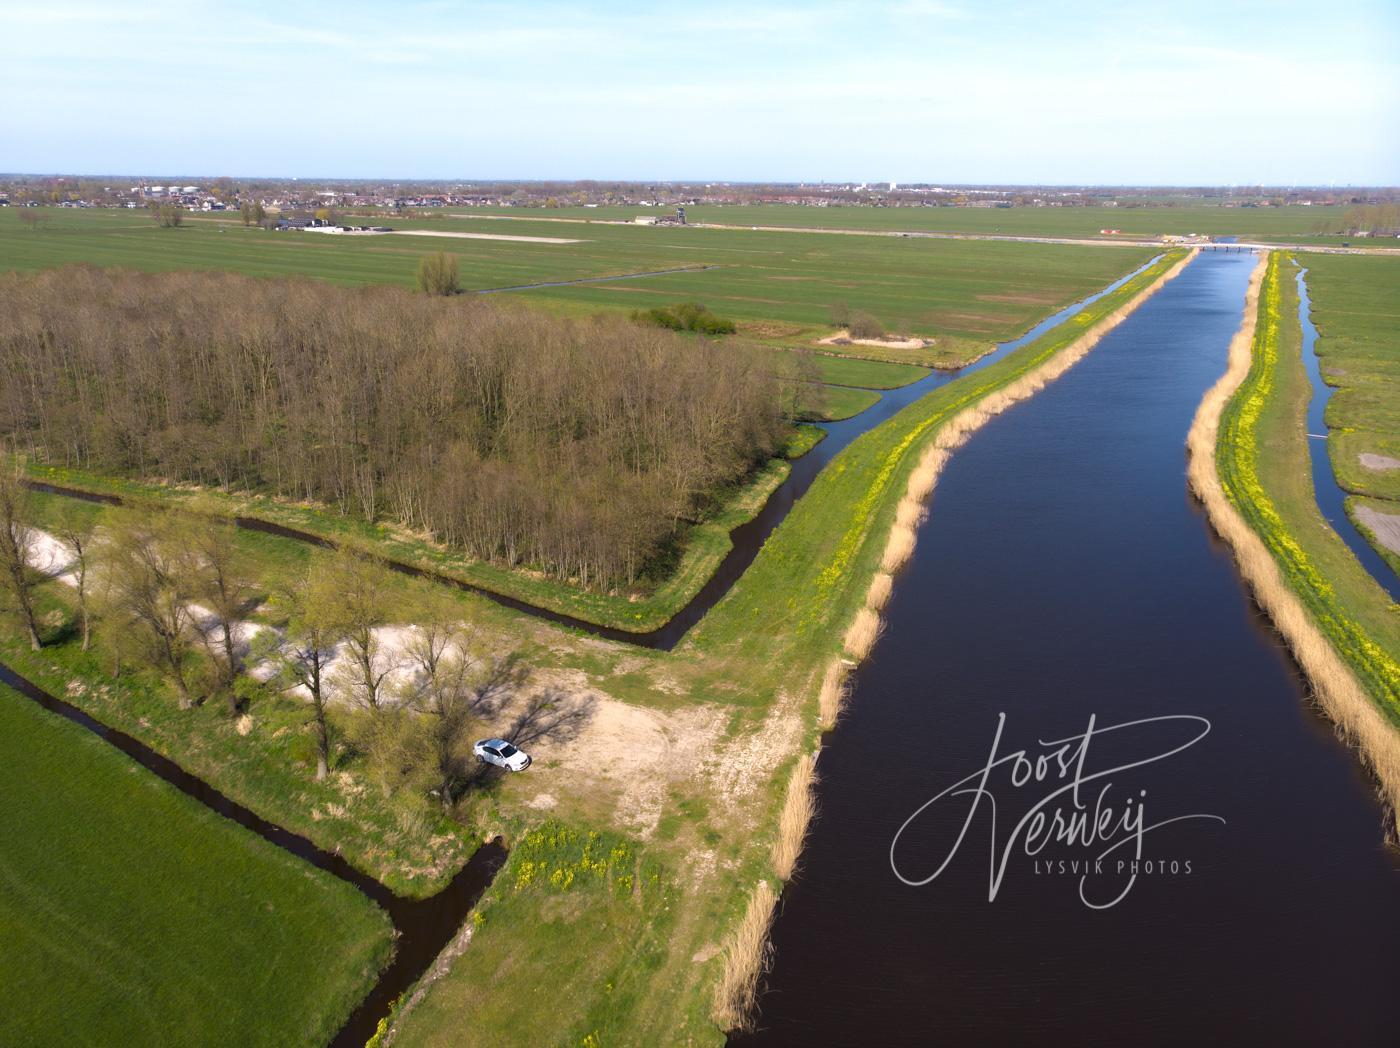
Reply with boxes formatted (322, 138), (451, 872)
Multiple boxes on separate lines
(182, 504), (257, 713)
(398, 593), (490, 809)
(325, 549), (396, 713)
(105, 508), (199, 708)
(257, 553), (346, 780)
(150, 202), (184, 228)
(50, 500), (99, 651)
(0, 466), (42, 650)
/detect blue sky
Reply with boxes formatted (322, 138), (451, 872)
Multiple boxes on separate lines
(2, 0), (1397, 184)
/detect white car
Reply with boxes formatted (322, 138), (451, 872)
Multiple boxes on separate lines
(474, 738), (531, 772)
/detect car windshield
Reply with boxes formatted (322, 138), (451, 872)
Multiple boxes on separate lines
(498, 743), (518, 757)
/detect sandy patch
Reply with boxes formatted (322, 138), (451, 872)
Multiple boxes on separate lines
(25, 529), (78, 582)
(818, 330), (932, 350)
(527, 670), (727, 836)
(387, 230), (584, 245)
(1354, 505), (1400, 556)
(1359, 453), (1400, 472)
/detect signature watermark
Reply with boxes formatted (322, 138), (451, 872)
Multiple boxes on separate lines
(889, 713), (1223, 909)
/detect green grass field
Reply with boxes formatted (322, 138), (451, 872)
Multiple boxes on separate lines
(393, 823), (700, 1047)
(446, 202), (1377, 246)
(1298, 255), (1400, 565)
(0, 207), (1156, 357)
(1214, 253), (1400, 717)
(0, 684), (392, 1048)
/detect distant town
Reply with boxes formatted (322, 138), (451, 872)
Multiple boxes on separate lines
(1, 175), (1396, 218)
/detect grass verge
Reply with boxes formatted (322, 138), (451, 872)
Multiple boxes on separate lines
(390, 821), (684, 1046)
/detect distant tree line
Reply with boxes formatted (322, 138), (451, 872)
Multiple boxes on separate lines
(0, 266), (788, 588)
(1324, 204), (1400, 237)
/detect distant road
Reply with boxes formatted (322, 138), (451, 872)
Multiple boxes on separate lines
(448, 213), (1399, 256)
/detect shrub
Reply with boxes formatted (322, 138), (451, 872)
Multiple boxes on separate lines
(417, 251), (460, 295)
(631, 301), (736, 336)
(847, 310), (885, 340)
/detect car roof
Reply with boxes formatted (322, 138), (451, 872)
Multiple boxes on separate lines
(482, 738), (509, 747)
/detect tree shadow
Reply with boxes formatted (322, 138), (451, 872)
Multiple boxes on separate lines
(503, 686), (597, 749)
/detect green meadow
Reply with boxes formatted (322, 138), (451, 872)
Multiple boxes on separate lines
(1301, 255), (1400, 537)
(447, 201), (1377, 246)
(0, 206), (1155, 356)
(0, 684), (392, 1048)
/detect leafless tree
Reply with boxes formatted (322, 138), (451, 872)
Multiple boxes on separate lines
(0, 266), (787, 591)
(0, 466), (42, 650)
(182, 503), (257, 713)
(104, 507), (199, 708)
(50, 500), (98, 651)
(257, 553), (346, 779)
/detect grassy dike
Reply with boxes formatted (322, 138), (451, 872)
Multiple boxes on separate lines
(0, 684), (392, 1047)
(1188, 251), (1400, 831)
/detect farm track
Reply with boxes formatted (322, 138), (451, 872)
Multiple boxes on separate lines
(450, 213), (1400, 256)
(0, 660), (508, 1048)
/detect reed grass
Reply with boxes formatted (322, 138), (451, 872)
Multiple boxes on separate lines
(1186, 251), (1400, 833)
(711, 879), (778, 1032)
(866, 571), (894, 612)
(843, 607), (885, 659)
(770, 753), (818, 880)
(817, 659), (852, 729)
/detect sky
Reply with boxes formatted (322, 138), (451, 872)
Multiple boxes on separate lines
(2, 0), (1397, 185)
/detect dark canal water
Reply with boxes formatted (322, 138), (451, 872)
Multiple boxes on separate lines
(735, 252), (1400, 1046)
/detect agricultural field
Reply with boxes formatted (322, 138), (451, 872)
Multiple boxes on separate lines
(0, 684), (392, 1048)
(0, 206), (1157, 365)
(446, 202), (1381, 247)
(1214, 253), (1400, 719)
(1300, 254), (1400, 568)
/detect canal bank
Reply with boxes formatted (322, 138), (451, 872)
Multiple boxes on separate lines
(735, 251), (1400, 1046)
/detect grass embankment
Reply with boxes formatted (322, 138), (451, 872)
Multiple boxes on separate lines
(0, 684), (392, 1047)
(794, 383), (881, 421)
(1298, 255), (1400, 567)
(1191, 251), (1400, 826)
(768, 350), (929, 389)
(390, 823), (677, 1047)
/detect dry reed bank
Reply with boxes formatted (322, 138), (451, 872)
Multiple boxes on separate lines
(1188, 250), (1400, 831)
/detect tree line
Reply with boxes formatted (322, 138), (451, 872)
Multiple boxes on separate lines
(0, 266), (791, 589)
